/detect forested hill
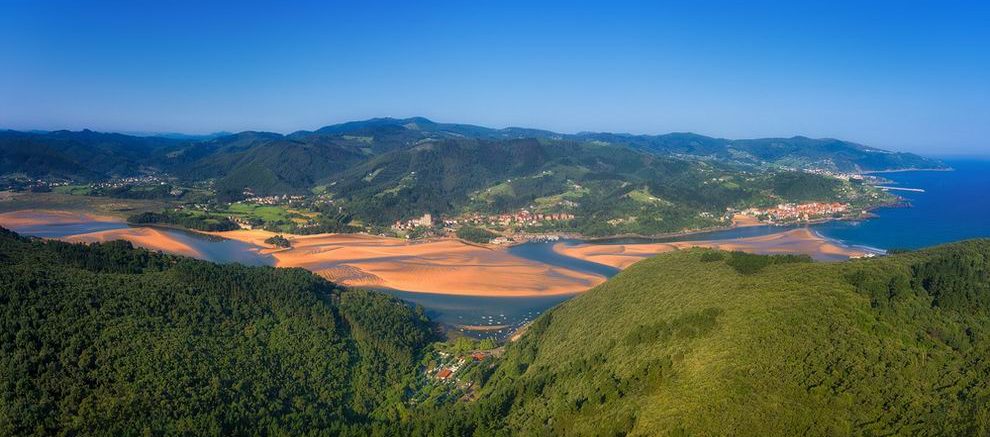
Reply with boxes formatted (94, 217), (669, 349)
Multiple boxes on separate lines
(327, 136), (870, 233)
(575, 132), (944, 172)
(3, 226), (990, 434)
(2, 117), (944, 186)
(0, 227), (434, 435)
(422, 241), (990, 435)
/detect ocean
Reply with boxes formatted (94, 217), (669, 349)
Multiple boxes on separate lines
(814, 159), (990, 250)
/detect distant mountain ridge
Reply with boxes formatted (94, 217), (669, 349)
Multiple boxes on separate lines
(297, 117), (943, 173)
(1, 117), (945, 183)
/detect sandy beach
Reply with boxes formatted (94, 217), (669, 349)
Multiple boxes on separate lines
(213, 229), (605, 297)
(730, 213), (764, 227)
(2, 209), (873, 297)
(64, 227), (205, 259)
(553, 228), (871, 269)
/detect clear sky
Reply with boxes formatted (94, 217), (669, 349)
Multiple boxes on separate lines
(1, 0), (987, 154)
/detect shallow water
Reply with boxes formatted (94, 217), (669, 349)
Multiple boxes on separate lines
(508, 239), (620, 277)
(12, 221), (129, 238)
(8, 220), (274, 266)
(8, 160), (986, 339)
(140, 226), (275, 266)
(382, 289), (573, 340)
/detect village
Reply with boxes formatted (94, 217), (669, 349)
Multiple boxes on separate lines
(393, 210), (575, 232)
(739, 201), (852, 223)
(408, 343), (502, 406)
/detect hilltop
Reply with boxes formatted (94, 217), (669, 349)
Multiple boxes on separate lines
(0, 227), (434, 435)
(1, 117), (944, 185)
(2, 227), (989, 435)
(423, 241), (990, 435)
(1, 118), (929, 238)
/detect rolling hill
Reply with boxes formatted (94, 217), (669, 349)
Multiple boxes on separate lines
(0, 129), (183, 180)
(588, 132), (945, 172)
(326, 135), (885, 235)
(1, 117), (945, 186)
(0, 118), (940, 235)
(0, 227), (434, 435)
(440, 241), (990, 435)
(2, 226), (989, 435)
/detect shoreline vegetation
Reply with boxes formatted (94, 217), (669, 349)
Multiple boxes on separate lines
(0, 208), (878, 298)
(860, 167), (954, 174)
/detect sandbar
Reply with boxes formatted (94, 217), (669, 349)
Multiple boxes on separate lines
(3, 208), (873, 298)
(0, 209), (119, 228)
(211, 229), (606, 297)
(64, 227), (204, 259)
(731, 213), (763, 228)
(553, 228), (870, 269)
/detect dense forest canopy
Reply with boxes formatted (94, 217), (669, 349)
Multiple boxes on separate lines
(430, 241), (990, 435)
(2, 226), (990, 435)
(1, 117), (943, 194)
(0, 227), (434, 436)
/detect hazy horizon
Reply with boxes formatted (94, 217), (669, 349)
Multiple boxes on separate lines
(2, 0), (988, 154)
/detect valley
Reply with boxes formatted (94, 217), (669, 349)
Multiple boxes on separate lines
(5, 1), (988, 433)
(2, 118), (917, 243)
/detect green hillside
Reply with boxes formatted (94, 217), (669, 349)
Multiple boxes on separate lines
(0, 130), (183, 180)
(0, 228), (434, 436)
(577, 132), (946, 173)
(2, 225), (990, 435)
(2, 118), (945, 187)
(1, 120), (934, 235)
(434, 241), (990, 435)
(329, 136), (883, 234)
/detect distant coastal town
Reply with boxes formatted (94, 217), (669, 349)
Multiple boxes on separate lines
(0, 162), (897, 246)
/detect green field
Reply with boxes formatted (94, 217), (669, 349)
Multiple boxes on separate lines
(222, 203), (299, 222)
(52, 184), (93, 196)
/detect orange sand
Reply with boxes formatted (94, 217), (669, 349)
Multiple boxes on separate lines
(731, 213), (764, 227)
(554, 228), (869, 269)
(0, 209), (119, 228)
(4, 208), (870, 298)
(212, 229), (605, 297)
(64, 227), (204, 258)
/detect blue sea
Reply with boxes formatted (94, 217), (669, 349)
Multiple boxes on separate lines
(813, 159), (990, 250)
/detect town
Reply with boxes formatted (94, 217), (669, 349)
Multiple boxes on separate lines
(392, 209), (575, 234)
(740, 202), (852, 223)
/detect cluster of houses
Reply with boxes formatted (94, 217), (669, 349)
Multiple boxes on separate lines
(431, 351), (490, 382)
(0, 176), (68, 191)
(457, 210), (575, 227)
(392, 213), (434, 231)
(241, 193), (306, 206)
(91, 175), (169, 190)
(227, 215), (258, 229)
(740, 202), (850, 223)
(801, 168), (866, 181)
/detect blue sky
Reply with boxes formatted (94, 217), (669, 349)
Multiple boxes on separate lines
(1, 0), (987, 154)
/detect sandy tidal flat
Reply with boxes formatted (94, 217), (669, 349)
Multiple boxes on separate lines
(554, 228), (871, 269)
(65, 227), (204, 259)
(0, 209), (118, 227)
(215, 230), (605, 297)
(1, 209), (872, 298)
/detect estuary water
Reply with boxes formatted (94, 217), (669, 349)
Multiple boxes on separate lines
(6, 159), (987, 340)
